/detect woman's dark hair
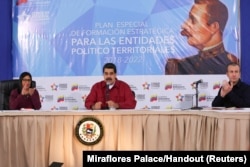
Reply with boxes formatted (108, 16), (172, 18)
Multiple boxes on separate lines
(17, 72), (33, 93)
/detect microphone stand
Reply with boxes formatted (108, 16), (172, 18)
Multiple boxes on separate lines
(191, 83), (203, 110)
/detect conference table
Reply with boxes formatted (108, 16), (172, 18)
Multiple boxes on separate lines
(0, 109), (249, 167)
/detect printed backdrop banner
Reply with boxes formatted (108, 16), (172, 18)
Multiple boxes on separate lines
(12, 0), (240, 110)
(33, 75), (228, 110)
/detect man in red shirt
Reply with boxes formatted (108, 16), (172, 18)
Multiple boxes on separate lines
(85, 63), (136, 110)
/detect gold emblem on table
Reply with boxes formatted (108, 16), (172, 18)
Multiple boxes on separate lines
(75, 117), (104, 145)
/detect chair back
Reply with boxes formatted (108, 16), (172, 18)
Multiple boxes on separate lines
(0, 79), (36, 110)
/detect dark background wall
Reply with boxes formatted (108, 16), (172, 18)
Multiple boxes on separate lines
(0, 0), (12, 80)
(240, 0), (250, 84)
(1, 0), (249, 83)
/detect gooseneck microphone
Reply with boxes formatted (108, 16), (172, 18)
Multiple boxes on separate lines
(191, 79), (203, 110)
(192, 79), (203, 85)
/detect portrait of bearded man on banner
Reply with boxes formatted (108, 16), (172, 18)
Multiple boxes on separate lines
(165, 0), (239, 75)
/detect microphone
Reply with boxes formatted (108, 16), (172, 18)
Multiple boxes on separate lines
(192, 79), (203, 84)
(191, 79), (203, 110)
(105, 82), (111, 101)
(106, 83), (109, 89)
(105, 81), (111, 109)
(106, 81), (111, 89)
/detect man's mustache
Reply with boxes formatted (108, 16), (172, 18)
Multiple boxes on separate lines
(181, 29), (192, 37)
(106, 78), (112, 85)
(106, 78), (112, 81)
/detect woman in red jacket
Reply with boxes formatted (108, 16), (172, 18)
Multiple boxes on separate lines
(9, 72), (41, 110)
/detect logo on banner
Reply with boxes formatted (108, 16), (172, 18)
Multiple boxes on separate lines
(176, 93), (184, 101)
(81, 94), (87, 101)
(75, 117), (104, 145)
(199, 94), (206, 101)
(165, 83), (172, 90)
(142, 82), (150, 90)
(150, 95), (158, 102)
(57, 95), (64, 102)
(51, 106), (58, 110)
(213, 82), (221, 89)
(51, 83), (58, 91)
(71, 84), (79, 91)
(40, 95), (44, 103)
(142, 105), (150, 109)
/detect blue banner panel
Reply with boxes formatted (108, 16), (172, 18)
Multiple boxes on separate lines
(12, 0), (240, 77)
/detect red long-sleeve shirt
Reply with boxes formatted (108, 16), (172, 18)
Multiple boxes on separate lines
(9, 88), (41, 110)
(85, 80), (136, 110)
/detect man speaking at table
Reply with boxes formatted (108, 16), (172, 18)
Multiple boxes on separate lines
(212, 63), (250, 108)
(85, 63), (136, 110)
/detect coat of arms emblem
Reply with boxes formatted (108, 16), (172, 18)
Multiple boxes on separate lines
(75, 117), (104, 145)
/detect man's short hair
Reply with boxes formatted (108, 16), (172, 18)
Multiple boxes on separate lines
(226, 62), (240, 72)
(103, 63), (117, 73)
(194, 0), (228, 32)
